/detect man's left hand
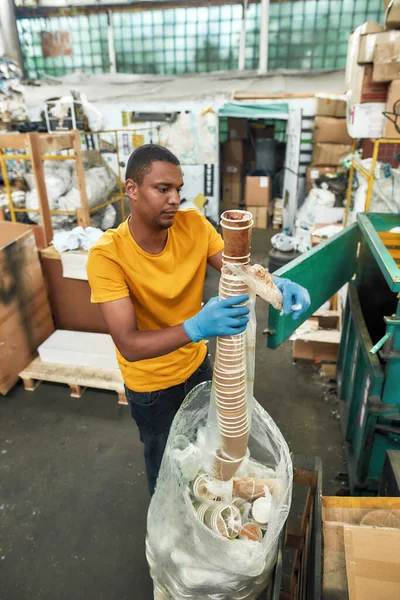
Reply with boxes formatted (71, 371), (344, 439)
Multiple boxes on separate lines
(274, 277), (311, 320)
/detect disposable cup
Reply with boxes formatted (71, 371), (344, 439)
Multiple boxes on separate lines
(196, 503), (214, 524)
(217, 340), (245, 350)
(216, 353), (244, 364)
(216, 393), (247, 405)
(213, 450), (244, 481)
(221, 223), (252, 259)
(239, 522), (263, 542)
(217, 410), (248, 422)
(216, 395), (247, 407)
(215, 361), (244, 373)
(206, 504), (242, 539)
(217, 402), (248, 419)
(219, 333), (246, 343)
(192, 473), (219, 502)
(216, 392), (247, 403)
(220, 280), (249, 291)
(216, 349), (245, 359)
(214, 367), (246, 379)
(219, 421), (249, 434)
(220, 210), (253, 229)
(216, 384), (246, 396)
(214, 381), (246, 392)
(218, 420), (248, 432)
(214, 379), (246, 390)
(222, 431), (249, 460)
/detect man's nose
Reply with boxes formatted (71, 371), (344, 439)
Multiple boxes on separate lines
(168, 190), (181, 205)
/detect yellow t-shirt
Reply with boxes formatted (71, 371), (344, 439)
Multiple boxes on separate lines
(87, 209), (224, 392)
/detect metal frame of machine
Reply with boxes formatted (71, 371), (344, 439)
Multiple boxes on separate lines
(267, 212), (400, 494)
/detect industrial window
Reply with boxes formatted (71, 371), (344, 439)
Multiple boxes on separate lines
(16, 0), (383, 79)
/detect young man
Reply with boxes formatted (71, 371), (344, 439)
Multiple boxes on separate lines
(87, 145), (310, 494)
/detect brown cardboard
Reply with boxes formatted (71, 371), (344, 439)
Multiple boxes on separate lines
(386, 0), (400, 29)
(315, 95), (347, 118)
(358, 32), (381, 64)
(227, 118), (248, 140)
(322, 496), (400, 600)
(373, 31), (400, 82)
(344, 526), (400, 600)
(311, 143), (351, 167)
(244, 176), (271, 207)
(247, 206), (268, 229)
(0, 223), (54, 395)
(40, 246), (108, 334)
(346, 22), (385, 89)
(222, 164), (243, 206)
(306, 166), (341, 193)
(313, 116), (352, 144)
(384, 80), (400, 138)
(224, 140), (244, 164)
(351, 63), (389, 103)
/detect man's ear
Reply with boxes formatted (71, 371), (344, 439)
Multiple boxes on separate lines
(125, 178), (138, 201)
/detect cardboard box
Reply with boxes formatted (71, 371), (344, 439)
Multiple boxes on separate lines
(227, 117), (247, 140)
(292, 312), (341, 362)
(386, 0), (400, 29)
(40, 246), (108, 334)
(346, 22), (385, 89)
(350, 63), (388, 103)
(223, 139), (244, 164)
(322, 496), (400, 600)
(306, 167), (342, 193)
(384, 80), (400, 138)
(244, 175), (271, 207)
(373, 30), (400, 82)
(313, 116), (352, 144)
(222, 164), (242, 207)
(315, 94), (347, 118)
(347, 101), (386, 138)
(0, 222), (55, 395)
(247, 206), (268, 229)
(358, 31), (381, 64)
(311, 143), (351, 167)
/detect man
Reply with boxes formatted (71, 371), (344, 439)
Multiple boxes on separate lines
(87, 145), (310, 494)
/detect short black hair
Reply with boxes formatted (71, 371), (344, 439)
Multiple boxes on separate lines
(125, 144), (180, 184)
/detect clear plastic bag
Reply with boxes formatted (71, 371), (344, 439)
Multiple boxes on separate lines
(147, 380), (292, 599)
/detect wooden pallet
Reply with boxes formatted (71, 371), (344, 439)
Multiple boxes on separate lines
(19, 356), (127, 405)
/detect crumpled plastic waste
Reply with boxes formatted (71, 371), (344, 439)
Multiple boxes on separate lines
(52, 226), (103, 252)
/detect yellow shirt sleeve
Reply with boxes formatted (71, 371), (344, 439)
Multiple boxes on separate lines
(203, 214), (224, 257)
(87, 247), (130, 303)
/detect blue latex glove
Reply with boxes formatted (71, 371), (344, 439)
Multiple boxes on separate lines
(274, 277), (311, 320)
(184, 295), (249, 342)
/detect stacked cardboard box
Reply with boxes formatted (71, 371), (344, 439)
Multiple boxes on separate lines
(345, 16), (400, 139)
(309, 95), (351, 198)
(222, 139), (244, 213)
(245, 176), (271, 229)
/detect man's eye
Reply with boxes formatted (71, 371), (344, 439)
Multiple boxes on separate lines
(158, 187), (168, 193)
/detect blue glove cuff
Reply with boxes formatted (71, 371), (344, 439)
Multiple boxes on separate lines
(183, 316), (203, 343)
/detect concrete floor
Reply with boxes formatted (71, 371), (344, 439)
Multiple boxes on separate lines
(0, 229), (345, 600)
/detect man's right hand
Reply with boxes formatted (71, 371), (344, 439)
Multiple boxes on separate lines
(183, 295), (250, 343)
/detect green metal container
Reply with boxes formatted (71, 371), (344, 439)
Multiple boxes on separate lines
(267, 213), (400, 494)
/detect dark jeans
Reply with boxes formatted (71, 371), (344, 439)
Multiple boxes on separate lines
(125, 355), (213, 495)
